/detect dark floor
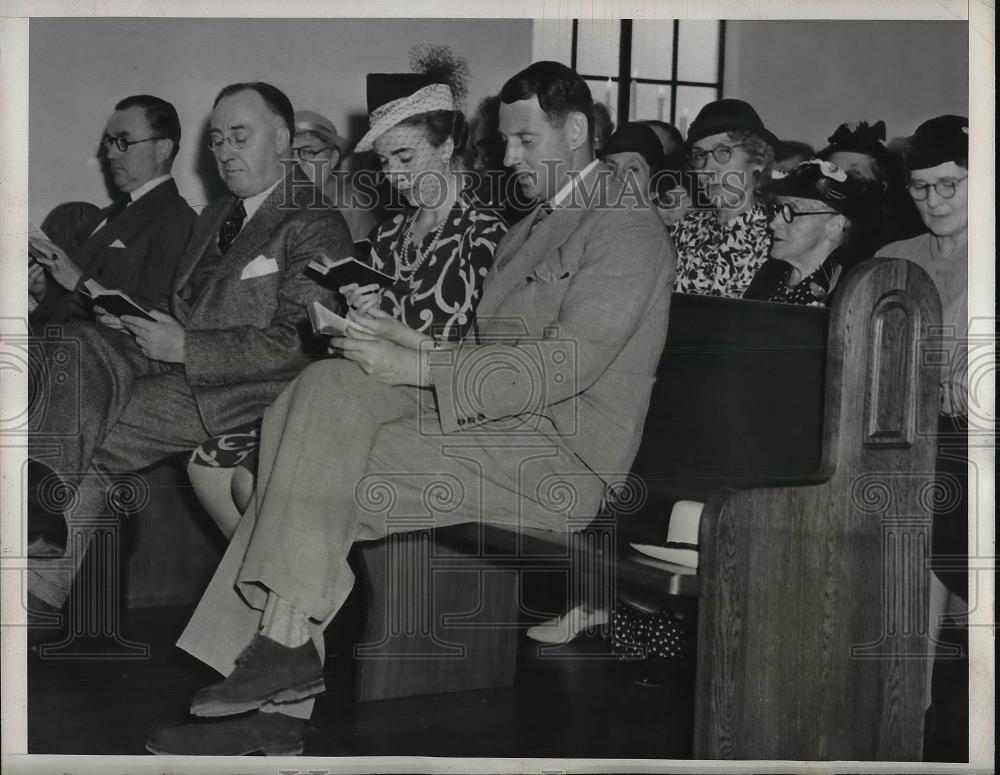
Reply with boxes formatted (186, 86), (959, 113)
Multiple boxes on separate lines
(28, 602), (697, 758)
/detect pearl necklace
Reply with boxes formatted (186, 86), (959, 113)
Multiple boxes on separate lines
(399, 208), (449, 278)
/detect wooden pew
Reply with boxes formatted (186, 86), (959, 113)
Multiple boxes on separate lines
(353, 258), (942, 762)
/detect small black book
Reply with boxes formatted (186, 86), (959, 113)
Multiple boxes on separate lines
(79, 283), (156, 321)
(307, 258), (395, 290)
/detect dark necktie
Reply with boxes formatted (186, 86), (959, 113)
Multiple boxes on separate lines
(105, 194), (131, 222)
(218, 199), (247, 255)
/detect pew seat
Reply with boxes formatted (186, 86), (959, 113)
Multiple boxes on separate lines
(354, 258), (943, 762)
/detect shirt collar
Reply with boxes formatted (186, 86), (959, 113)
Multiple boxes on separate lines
(550, 159), (600, 209)
(128, 174), (171, 203)
(242, 177), (283, 221)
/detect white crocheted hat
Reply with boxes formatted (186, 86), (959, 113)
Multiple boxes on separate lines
(355, 74), (454, 153)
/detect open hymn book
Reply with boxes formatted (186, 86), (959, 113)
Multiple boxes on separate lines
(79, 280), (156, 321)
(306, 300), (352, 337)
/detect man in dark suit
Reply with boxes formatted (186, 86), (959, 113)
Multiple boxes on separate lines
(28, 82), (351, 611)
(29, 95), (196, 325)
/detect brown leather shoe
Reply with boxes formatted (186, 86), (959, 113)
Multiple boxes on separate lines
(146, 711), (305, 756)
(190, 634), (325, 717)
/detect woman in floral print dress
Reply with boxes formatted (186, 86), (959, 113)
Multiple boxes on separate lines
(668, 99), (778, 298)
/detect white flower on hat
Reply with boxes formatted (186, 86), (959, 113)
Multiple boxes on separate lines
(815, 159), (848, 182)
(770, 169), (789, 179)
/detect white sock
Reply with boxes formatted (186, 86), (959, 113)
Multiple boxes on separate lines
(260, 593), (311, 648)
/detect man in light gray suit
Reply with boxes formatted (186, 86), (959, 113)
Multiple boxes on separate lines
(28, 82), (350, 611)
(147, 61), (675, 756)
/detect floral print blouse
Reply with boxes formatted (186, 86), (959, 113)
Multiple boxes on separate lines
(668, 202), (772, 298)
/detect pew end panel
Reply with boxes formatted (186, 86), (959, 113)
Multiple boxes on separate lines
(693, 258), (943, 761)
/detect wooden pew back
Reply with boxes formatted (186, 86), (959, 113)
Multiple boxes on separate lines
(693, 258), (942, 761)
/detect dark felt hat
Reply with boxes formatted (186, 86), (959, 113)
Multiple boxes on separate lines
(823, 120), (890, 161)
(686, 99), (779, 149)
(761, 159), (873, 219)
(904, 114), (968, 172)
(603, 122), (667, 168)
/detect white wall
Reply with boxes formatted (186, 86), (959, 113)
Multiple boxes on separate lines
(29, 18), (533, 220)
(723, 20), (968, 148)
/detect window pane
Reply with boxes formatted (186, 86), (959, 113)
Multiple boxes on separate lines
(675, 86), (718, 138)
(585, 77), (617, 114)
(532, 19), (573, 66)
(576, 19), (620, 76)
(677, 20), (720, 83)
(632, 82), (672, 123)
(631, 20), (674, 80)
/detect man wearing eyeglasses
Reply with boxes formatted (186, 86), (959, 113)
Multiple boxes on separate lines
(29, 94), (196, 326)
(27, 82), (350, 619)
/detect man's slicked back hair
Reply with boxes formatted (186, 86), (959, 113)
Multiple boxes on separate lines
(213, 82), (295, 135)
(114, 94), (182, 160)
(499, 61), (594, 141)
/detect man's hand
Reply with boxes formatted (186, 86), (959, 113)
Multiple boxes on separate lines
(94, 305), (127, 332)
(31, 236), (83, 291)
(121, 310), (186, 363)
(28, 261), (48, 302)
(331, 329), (430, 387)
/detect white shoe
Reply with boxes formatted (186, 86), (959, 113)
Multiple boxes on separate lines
(525, 605), (609, 644)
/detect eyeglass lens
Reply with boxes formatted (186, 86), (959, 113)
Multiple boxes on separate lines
(908, 178), (966, 200)
(688, 145), (736, 168)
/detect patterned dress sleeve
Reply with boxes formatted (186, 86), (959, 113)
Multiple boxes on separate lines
(426, 204), (506, 341)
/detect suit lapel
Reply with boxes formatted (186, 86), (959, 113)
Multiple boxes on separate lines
(173, 194), (233, 295)
(195, 172), (294, 296)
(477, 202), (585, 318)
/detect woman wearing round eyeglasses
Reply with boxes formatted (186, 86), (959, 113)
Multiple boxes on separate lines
(879, 115), (969, 594)
(668, 99), (777, 297)
(290, 110), (380, 242)
(877, 117), (969, 753)
(744, 159), (874, 307)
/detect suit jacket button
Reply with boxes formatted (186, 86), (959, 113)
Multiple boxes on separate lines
(477, 412), (486, 420)
(458, 418), (465, 426)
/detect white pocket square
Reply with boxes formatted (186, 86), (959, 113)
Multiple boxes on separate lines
(109, 238), (127, 249)
(240, 255), (278, 280)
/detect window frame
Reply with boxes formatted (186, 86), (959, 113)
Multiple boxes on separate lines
(571, 19), (726, 126)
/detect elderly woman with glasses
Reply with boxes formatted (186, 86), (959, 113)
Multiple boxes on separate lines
(876, 114), (969, 756)
(290, 110), (380, 242)
(668, 99), (777, 297)
(744, 159), (875, 307)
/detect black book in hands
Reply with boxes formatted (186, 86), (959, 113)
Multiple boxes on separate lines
(307, 257), (395, 290)
(79, 281), (156, 321)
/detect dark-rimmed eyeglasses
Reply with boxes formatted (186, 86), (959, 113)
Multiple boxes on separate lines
(102, 134), (163, 153)
(687, 143), (746, 169)
(770, 203), (840, 224)
(291, 146), (334, 161)
(907, 176), (967, 201)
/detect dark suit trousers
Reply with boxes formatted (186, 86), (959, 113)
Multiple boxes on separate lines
(28, 321), (211, 607)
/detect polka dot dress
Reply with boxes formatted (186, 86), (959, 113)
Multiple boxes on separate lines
(610, 601), (695, 661)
